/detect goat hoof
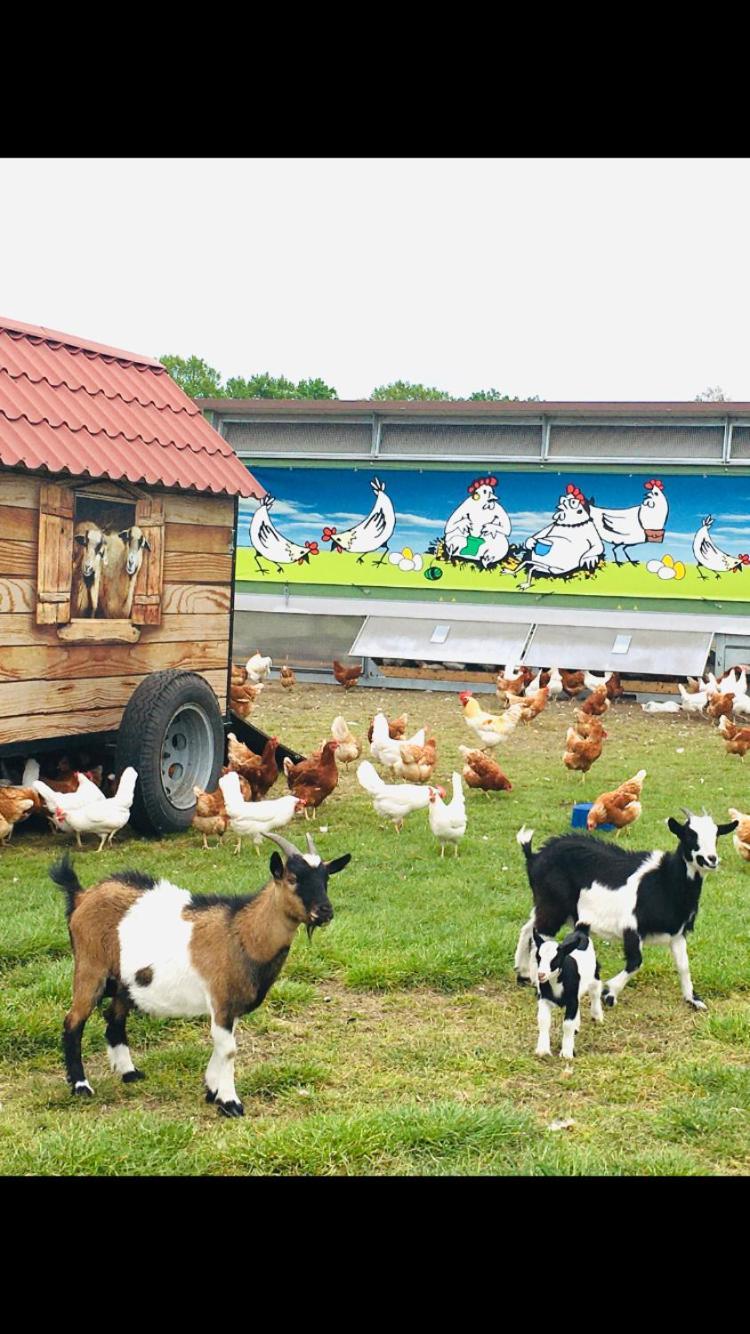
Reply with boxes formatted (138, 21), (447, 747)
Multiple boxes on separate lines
(688, 994), (708, 1011)
(205, 1087), (218, 1104)
(217, 1099), (244, 1118)
(72, 1080), (94, 1097)
(603, 991), (616, 1008)
(122, 1069), (145, 1083)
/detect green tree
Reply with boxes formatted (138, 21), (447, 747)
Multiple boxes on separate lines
(160, 354), (225, 398)
(469, 389), (542, 401)
(695, 386), (730, 402)
(224, 372), (298, 399)
(295, 377), (338, 400)
(370, 380), (454, 401)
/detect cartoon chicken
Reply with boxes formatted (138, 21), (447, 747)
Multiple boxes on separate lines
(589, 479), (669, 566)
(249, 496), (319, 574)
(443, 476), (512, 567)
(321, 477), (396, 565)
(517, 484), (603, 587)
(692, 516), (750, 580)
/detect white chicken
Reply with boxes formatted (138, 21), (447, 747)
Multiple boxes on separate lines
(245, 651), (273, 684)
(321, 477), (395, 566)
(590, 479), (669, 566)
(61, 768), (138, 851)
(427, 773), (467, 858)
(693, 516), (748, 580)
(719, 668), (747, 697)
(641, 700), (680, 713)
(443, 476), (511, 567)
(370, 713), (425, 770)
(249, 495), (320, 575)
(21, 758), (40, 786)
(330, 716), (361, 769)
(583, 671), (613, 692)
(356, 760), (440, 832)
(218, 773), (304, 855)
(547, 667), (564, 702)
(459, 692), (524, 750)
(525, 670), (543, 695)
(677, 684), (708, 714)
(33, 771), (105, 831)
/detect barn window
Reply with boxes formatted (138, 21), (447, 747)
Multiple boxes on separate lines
(36, 481), (165, 643)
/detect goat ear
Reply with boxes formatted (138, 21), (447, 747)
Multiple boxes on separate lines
(532, 928), (544, 949)
(74, 533), (87, 547)
(269, 851), (285, 880)
(667, 816), (686, 837)
(326, 853), (351, 876)
(118, 529), (131, 542)
(717, 820), (739, 836)
(142, 536), (151, 551)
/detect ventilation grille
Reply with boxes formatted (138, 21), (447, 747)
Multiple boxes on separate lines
(225, 421), (372, 455)
(730, 426), (750, 459)
(379, 423), (542, 457)
(548, 424), (724, 460)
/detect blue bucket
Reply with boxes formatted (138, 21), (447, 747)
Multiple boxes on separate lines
(572, 802), (615, 832)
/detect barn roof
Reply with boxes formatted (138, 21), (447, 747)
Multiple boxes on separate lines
(0, 316), (263, 498)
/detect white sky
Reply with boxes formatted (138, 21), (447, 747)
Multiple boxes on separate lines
(1, 157), (748, 401)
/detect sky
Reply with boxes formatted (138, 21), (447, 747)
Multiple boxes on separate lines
(238, 466), (750, 567)
(2, 157), (750, 401)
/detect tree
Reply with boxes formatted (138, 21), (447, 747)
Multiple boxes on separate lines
(469, 389), (542, 401)
(695, 386), (730, 402)
(160, 355), (225, 398)
(295, 377), (338, 400)
(224, 372), (298, 399)
(370, 380), (454, 401)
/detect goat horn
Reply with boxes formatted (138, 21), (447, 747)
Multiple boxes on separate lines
(679, 806), (694, 820)
(262, 831), (300, 858)
(305, 832), (319, 857)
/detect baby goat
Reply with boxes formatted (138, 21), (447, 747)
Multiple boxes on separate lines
(51, 831), (351, 1118)
(534, 924), (603, 1059)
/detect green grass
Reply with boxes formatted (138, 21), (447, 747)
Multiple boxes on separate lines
(1, 687), (749, 1175)
(234, 546), (749, 602)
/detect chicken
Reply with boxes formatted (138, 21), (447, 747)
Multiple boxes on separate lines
(218, 773), (305, 854)
(229, 681), (264, 720)
(641, 700), (680, 713)
(563, 721), (607, 778)
(428, 773), (467, 858)
(332, 660), (363, 689)
(0, 789), (36, 843)
(560, 670), (586, 698)
(583, 671), (613, 692)
(250, 495), (320, 574)
(693, 516), (748, 579)
(590, 479), (669, 565)
(578, 685), (610, 717)
(280, 665), (296, 689)
(587, 769), (646, 834)
(727, 808), (750, 862)
(246, 652), (273, 684)
(192, 775), (253, 849)
(707, 692), (735, 722)
(459, 692), (523, 750)
(330, 716), (361, 769)
(392, 736), (437, 783)
(370, 714), (424, 768)
(520, 686), (549, 722)
(321, 476), (396, 566)
(678, 683), (708, 715)
(225, 734), (279, 801)
(283, 740), (339, 818)
(496, 666), (526, 695)
(605, 672), (625, 701)
(367, 713), (408, 744)
(61, 768), (138, 851)
(718, 716), (750, 758)
(356, 760), (441, 832)
(459, 746), (513, 794)
(719, 667), (748, 697)
(547, 667), (564, 702)
(231, 664), (248, 686)
(33, 772), (105, 830)
(572, 712), (608, 739)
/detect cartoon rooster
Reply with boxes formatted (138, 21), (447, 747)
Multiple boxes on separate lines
(249, 496), (319, 575)
(517, 485), (603, 587)
(692, 516), (750, 580)
(589, 479), (669, 566)
(321, 477), (396, 565)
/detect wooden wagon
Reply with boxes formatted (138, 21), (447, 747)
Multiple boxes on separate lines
(0, 315), (265, 832)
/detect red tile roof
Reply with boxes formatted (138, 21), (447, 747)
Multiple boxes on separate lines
(0, 316), (264, 498)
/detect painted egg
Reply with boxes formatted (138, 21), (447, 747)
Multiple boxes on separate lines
(658, 565), (676, 580)
(673, 561), (686, 580)
(647, 559), (662, 574)
(424, 565), (443, 581)
(663, 554), (675, 568)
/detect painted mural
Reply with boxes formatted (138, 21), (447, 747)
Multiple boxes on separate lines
(236, 468), (750, 600)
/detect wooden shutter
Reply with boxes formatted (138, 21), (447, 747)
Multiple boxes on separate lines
(36, 483), (74, 625)
(131, 494), (165, 625)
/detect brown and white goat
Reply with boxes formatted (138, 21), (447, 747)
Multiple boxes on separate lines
(51, 831), (351, 1117)
(71, 522), (106, 617)
(100, 526), (151, 618)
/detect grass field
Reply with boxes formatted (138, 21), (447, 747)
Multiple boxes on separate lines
(234, 546), (749, 602)
(1, 686), (749, 1176)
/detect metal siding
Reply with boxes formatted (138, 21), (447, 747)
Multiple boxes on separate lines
(524, 624), (713, 674)
(379, 423), (542, 457)
(548, 424), (724, 460)
(350, 615), (531, 664)
(225, 420), (372, 455)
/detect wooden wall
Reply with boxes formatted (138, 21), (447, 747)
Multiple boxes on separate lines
(0, 470), (234, 746)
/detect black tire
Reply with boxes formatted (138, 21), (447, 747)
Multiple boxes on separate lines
(116, 670), (225, 835)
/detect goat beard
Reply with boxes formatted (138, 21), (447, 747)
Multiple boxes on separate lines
(83, 571), (95, 586)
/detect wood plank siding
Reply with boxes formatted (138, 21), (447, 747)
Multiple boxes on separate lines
(0, 470), (235, 746)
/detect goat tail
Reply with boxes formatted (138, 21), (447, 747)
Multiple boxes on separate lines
(49, 852), (85, 920)
(516, 825), (535, 864)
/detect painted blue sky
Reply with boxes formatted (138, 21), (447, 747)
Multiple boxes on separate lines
(238, 466), (750, 567)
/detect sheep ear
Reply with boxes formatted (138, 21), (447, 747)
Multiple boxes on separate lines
(142, 536), (151, 551)
(270, 851), (285, 880)
(326, 853), (352, 876)
(118, 529), (131, 542)
(717, 820), (739, 836)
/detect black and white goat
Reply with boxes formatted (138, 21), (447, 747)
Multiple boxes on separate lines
(50, 830), (350, 1118)
(515, 809), (738, 1011)
(534, 924), (603, 1059)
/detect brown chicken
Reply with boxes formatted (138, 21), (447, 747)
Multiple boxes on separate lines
(718, 716), (750, 758)
(520, 686), (549, 722)
(496, 670), (526, 696)
(283, 740), (339, 817)
(331, 716), (361, 768)
(587, 769), (646, 834)
(225, 733), (280, 800)
(0, 786), (40, 841)
(458, 746), (513, 794)
(231, 663), (248, 686)
(579, 685), (610, 717)
(573, 712), (608, 739)
(192, 775), (253, 848)
(708, 692), (735, 722)
(563, 720), (607, 778)
(280, 665), (296, 689)
(367, 713), (408, 743)
(393, 736), (437, 783)
(333, 660), (363, 688)
(560, 670), (586, 698)
(605, 672), (624, 701)
(727, 808), (750, 861)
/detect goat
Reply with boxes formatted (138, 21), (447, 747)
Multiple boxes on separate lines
(50, 831), (351, 1117)
(100, 526), (150, 618)
(534, 924), (603, 1058)
(71, 522), (106, 617)
(514, 809), (738, 1011)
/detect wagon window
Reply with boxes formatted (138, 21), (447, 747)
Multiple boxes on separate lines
(73, 494), (137, 621)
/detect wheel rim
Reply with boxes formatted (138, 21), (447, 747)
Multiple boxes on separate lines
(160, 702), (215, 809)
